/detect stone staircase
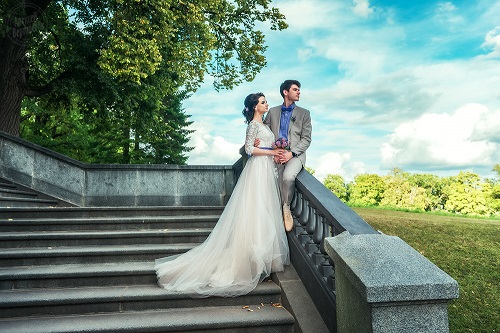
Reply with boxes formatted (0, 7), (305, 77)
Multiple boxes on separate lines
(0, 201), (295, 332)
(0, 178), (67, 208)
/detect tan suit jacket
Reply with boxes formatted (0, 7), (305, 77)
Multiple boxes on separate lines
(264, 105), (312, 165)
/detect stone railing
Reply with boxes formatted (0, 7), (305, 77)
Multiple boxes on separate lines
(0, 131), (236, 207)
(239, 150), (459, 333)
(288, 169), (379, 331)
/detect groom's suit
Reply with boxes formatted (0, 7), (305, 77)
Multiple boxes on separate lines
(264, 104), (312, 205)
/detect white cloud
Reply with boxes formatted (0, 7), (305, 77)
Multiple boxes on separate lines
(432, 2), (463, 31)
(352, 0), (374, 18)
(472, 107), (500, 142)
(481, 26), (500, 57)
(381, 104), (498, 170)
(297, 48), (313, 62)
(275, 0), (344, 31)
(314, 152), (366, 182)
(436, 1), (457, 12)
(186, 123), (242, 165)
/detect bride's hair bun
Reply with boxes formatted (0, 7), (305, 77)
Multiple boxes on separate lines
(242, 92), (265, 124)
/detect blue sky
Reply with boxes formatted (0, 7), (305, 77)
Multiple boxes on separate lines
(183, 0), (500, 182)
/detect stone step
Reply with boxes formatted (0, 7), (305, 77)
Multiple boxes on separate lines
(0, 188), (38, 199)
(0, 262), (157, 290)
(0, 197), (60, 208)
(0, 229), (212, 247)
(0, 206), (225, 219)
(0, 181), (16, 189)
(0, 244), (198, 266)
(0, 281), (282, 319)
(0, 215), (219, 232)
(0, 179), (63, 208)
(0, 305), (294, 333)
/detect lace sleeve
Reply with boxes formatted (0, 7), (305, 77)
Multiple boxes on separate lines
(244, 121), (259, 156)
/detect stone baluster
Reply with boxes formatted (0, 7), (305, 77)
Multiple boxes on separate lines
(298, 197), (309, 227)
(292, 192), (303, 229)
(311, 214), (325, 265)
(304, 206), (318, 255)
(297, 198), (310, 245)
(319, 217), (335, 288)
(305, 205), (316, 235)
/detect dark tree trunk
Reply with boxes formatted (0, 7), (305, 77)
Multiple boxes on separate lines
(0, 0), (53, 136)
(122, 126), (131, 164)
(0, 38), (27, 137)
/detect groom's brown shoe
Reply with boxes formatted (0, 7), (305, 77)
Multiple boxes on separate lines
(283, 204), (293, 232)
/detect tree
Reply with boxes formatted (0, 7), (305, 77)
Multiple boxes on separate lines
(1, 0), (51, 136)
(407, 173), (446, 210)
(323, 174), (348, 202)
(380, 173), (430, 211)
(1, 0), (287, 163)
(443, 171), (491, 216)
(348, 174), (385, 206)
(493, 164), (500, 177)
(486, 164), (500, 213)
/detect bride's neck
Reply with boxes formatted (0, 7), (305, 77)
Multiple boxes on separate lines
(252, 115), (263, 123)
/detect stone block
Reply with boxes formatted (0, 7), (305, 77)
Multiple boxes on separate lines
(325, 231), (459, 333)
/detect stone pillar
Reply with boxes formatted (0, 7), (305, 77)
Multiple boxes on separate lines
(325, 232), (459, 333)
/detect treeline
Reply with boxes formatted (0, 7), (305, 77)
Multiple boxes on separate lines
(315, 165), (500, 217)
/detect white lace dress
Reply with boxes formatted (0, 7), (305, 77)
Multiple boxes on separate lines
(154, 120), (290, 297)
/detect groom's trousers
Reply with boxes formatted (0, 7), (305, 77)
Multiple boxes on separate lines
(277, 157), (303, 206)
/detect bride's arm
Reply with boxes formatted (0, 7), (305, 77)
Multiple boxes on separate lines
(245, 122), (280, 157)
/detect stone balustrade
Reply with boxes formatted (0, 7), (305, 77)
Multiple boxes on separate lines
(0, 131), (235, 207)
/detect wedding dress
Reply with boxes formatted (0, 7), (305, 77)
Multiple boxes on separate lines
(155, 120), (290, 297)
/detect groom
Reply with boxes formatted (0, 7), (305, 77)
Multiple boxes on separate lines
(265, 80), (312, 231)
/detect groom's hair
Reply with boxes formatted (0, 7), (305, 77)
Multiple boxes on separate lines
(280, 80), (301, 98)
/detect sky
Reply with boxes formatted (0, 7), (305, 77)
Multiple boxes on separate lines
(183, 0), (500, 182)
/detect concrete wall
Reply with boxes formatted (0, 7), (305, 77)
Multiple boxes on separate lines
(0, 131), (235, 207)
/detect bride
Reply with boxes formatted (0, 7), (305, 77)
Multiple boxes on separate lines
(154, 92), (290, 297)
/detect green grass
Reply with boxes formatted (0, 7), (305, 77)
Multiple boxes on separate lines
(353, 207), (500, 333)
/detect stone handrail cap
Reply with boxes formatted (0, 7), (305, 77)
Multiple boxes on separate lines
(325, 231), (459, 303)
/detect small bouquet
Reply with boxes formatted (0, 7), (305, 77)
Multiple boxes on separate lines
(272, 137), (290, 150)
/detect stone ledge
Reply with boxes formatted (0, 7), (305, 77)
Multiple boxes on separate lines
(326, 232), (459, 304)
(0, 131), (237, 207)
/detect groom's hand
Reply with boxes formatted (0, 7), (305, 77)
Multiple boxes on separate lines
(277, 150), (293, 164)
(254, 139), (260, 147)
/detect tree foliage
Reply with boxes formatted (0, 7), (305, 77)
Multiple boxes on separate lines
(380, 174), (430, 211)
(322, 166), (500, 217)
(323, 174), (348, 202)
(1, 0), (287, 164)
(348, 174), (385, 206)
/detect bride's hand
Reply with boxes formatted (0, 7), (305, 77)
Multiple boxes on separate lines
(276, 149), (290, 164)
(272, 149), (284, 163)
(254, 138), (260, 147)
(272, 148), (284, 156)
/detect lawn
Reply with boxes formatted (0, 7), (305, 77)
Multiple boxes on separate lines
(353, 207), (500, 333)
